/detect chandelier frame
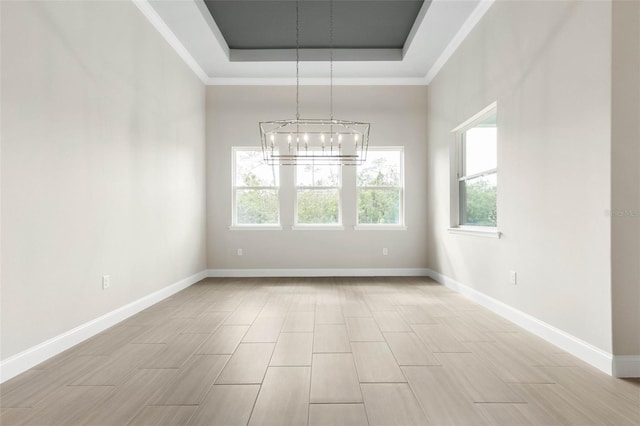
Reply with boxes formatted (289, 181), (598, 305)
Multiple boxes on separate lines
(258, 0), (370, 166)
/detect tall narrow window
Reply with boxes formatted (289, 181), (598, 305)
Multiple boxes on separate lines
(356, 147), (404, 226)
(455, 105), (497, 228)
(232, 148), (280, 226)
(295, 161), (341, 226)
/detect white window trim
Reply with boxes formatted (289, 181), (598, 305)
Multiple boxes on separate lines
(292, 225), (345, 231)
(448, 226), (501, 239)
(294, 162), (343, 227)
(353, 225), (407, 231)
(229, 225), (283, 231)
(451, 102), (498, 133)
(231, 147), (281, 228)
(356, 146), (405, 227)
(450, 103), (499, 236)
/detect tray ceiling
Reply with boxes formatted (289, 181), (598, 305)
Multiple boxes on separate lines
(139, 0), (493, 84)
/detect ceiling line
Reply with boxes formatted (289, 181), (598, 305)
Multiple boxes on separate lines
(206, 77), (430, 86)
(194, 0), (230, 59)
(134, 0), (491, 86)
(423, 0), (495, 85)
(229, 48), (403, 62)
(403, 0), (432, 59)
(132, 0), (209, 84)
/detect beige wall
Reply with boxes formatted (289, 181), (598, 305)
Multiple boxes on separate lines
(426, 1), (613, 351)
(206, 85), (428, 270)
(611, 0), (640, 356)
(2, 0), (634, 370)
(1, 1), (206, 359)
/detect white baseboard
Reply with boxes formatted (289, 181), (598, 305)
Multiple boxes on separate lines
(425, 269), (616, 377)
(0, 270), (208, 383)
(207, 268), (430, 278)
(5, 268), (634, 380)
(613, 356), (640, 378)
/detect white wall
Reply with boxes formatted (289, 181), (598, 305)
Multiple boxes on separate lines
(611, 0), (640, 356)
(426, 1), (613, 352)
(206, 85), (428, 271)
(1, 0), (206, 360)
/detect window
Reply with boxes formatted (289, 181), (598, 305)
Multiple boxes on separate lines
(295, 161), (341, 227)
(356, 147), (404, 227)
(232, 148), (280, 227)
(453, 104), (498, 230)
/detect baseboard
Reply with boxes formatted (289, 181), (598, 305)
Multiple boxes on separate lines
(207, 268), (430, 277)
(425, 269), (615, 376)
(0, 270), (208, 383)
(613, 356), (640, 378)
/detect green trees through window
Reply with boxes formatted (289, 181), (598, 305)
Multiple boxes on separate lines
(236, 188), (279, 225)
(233, 149), (279, 225)
(357, 149), (403, 225)
(456, 107), (498, 228)
(232, 147), (404, 228)
(296, 162), (340, 225)
(461, 175), (497, 226)
(297, 189), (340, 224)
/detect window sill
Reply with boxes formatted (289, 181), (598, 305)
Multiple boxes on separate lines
(229, 225), (283, 231)
(353, 225), (407, 231)
(447, 227), (501, 239)
(291, 225), (344, 231)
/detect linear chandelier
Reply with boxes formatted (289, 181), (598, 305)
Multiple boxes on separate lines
(259, 0), (370, 166)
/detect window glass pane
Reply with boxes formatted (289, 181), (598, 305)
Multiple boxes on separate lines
(297, 189), (339, 224)
(357, 188), (400, 224)
(460, 173), (497, 226)
(235, 150), (279, 187)
(236, 189), (279, 224)
(296, 163), (339, 187)
(357, 150), (401, 187)
(463, 115), (497, 176)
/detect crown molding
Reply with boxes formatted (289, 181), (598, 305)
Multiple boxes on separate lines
(423, 0), (495, 84)
(134, 0), (490, 86)
(207, 77), (429, 86)
(132, 0), (209, 84)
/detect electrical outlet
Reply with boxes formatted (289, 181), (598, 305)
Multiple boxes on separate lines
(509, 271), (517, 285)
(237, 248), (243, 256)
(382, 248), (388, 256)
(102, 275), (111, 290)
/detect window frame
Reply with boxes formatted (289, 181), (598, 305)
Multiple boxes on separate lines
(230, 147), (282, 230)
(449, 102), (500, 238)
(354, 146), (406, 230)
(293, 160), (343, 230)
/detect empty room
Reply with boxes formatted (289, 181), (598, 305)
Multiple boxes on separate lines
(1, 0), (639, 425)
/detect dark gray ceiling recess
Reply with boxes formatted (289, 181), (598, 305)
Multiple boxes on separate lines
(204, 1), (426, 50)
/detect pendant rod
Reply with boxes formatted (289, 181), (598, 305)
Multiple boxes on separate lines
(295, 0), (300, 122)
(330, 0), (333, 121)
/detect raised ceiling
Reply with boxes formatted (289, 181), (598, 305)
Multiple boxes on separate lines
(139, 0), (493, 84)
(204, 1), (426, 50)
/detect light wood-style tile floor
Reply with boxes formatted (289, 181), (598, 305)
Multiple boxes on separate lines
(1, 277), (639, 425)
